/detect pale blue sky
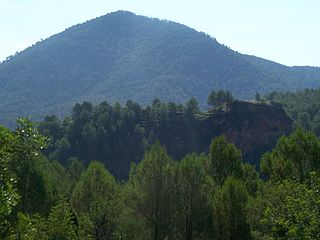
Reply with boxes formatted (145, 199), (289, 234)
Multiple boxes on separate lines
(0, 0), (319, 66)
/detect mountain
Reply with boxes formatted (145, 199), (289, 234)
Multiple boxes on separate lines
(1, 10), (320, 126)
(243, 55), (320, 89)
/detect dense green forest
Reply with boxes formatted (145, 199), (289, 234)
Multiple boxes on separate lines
(36, 93), (291, 179)
(265, 88), (320, 135)
(1, 117), (320, 239)
(38, 98), (200, 179)
(1, 11), (320, 127)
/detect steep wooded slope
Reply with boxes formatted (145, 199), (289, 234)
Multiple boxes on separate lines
(0, 11), (319, 126)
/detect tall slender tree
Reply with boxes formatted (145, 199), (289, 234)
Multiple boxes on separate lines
(124, 141), (176, 240)
(208, 136), (242, 186)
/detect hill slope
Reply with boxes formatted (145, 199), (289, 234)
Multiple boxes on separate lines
(1, 11), (320, 126)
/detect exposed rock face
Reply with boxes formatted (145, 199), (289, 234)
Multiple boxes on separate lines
(136, 100), (293, 175)
(196, 101), (292, 165)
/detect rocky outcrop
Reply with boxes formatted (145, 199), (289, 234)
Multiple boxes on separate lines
(196, 101), (292, 165)
(142, 101), (292, 167)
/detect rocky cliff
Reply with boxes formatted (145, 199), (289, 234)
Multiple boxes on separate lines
(144, 100), (292, 168)
(196, 101), (292, 165)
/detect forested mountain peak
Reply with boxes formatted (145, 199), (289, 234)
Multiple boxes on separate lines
(0, 11), (320, 127)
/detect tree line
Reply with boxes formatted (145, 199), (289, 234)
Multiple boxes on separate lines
(37, 91), (236, 179)
(265, 88), (320, 135)
(1, 117), (320, 239)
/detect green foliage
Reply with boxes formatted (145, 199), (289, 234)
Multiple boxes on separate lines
(176, 153), (214, 239)
(124, 142), (176, 240)
(47, 200), (78, 240)
(248, 129), (320, 239)
(207, 90), (234, 110)
(0, 126), (19, 236)
(186, 97), (200, 116)
(240, 163), (260, 196)
(9, 201), (78, 240)
(71, 161), (118, 213)
(212, 177), (251, 240)
(248, 174), (320, 240)
(208, 136), (242, 185)
(11, 212), (48, 240)
(46, 100), (146, 179)
(40, 159), (75, 207)
(38, 98), (202, 179)
(9, 118), (48, 214)
(260, 127), (320, 182)
(265, 88), (320, 135)
(67, 157), (85, 190)
(71, 161), (120, 240)
(261, 178), (320, 239)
